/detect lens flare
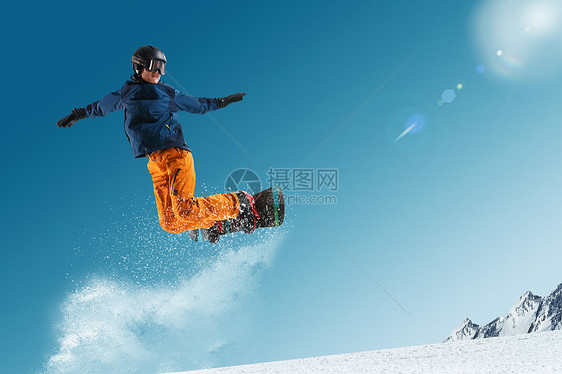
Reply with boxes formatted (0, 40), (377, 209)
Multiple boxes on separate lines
(495, 50), (524, 79)
(394, 121), (417, 143)
(441, 89), (456, 103)
(470, 0), (562, 82)
(525, 3), (555, 36)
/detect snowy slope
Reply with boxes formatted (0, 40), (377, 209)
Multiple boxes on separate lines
(446, 283), (562, 342)
(163, 330), (562, 374)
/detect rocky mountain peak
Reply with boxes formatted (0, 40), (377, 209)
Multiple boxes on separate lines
(445, 283), (562, 342)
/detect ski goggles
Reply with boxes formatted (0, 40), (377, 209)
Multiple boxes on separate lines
(132, 56), (166, 75)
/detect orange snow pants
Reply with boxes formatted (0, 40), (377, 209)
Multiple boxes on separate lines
(147, 148), (240, 233)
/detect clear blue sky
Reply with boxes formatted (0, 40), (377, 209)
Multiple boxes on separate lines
(2, 0), (562, 373)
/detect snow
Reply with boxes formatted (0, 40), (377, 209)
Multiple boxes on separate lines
(43, 234), (286, 374)
(163, 330), (562, 374)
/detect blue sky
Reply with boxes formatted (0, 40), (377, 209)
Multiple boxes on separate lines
(2, 0), (562, 373)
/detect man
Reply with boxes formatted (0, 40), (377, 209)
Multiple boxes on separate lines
(57, 45), (258, 242)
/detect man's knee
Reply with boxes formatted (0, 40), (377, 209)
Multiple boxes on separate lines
(159, 219), (183, 234)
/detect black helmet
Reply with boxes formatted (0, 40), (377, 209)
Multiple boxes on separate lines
(132, 45), (167, 75)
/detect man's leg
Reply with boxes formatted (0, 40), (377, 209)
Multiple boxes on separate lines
(166, 148), (240, 230)
(148, 149), (188, 233)
(148, 148), (240, 233)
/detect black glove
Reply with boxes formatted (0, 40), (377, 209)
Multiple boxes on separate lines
(57, 108), (88, 128)
(217, 92), (246, 109)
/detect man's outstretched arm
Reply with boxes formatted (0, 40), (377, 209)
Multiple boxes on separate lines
(175, 91), (246, 114)
(57, 89), (123, 128)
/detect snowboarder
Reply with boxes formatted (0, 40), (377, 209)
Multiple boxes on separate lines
(56, 45), (261, 243)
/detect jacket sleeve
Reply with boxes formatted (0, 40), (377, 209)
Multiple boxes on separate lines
(85, 89), (124, 118)
(174, 90), (220, 114)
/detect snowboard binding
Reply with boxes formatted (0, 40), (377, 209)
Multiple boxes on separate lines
(188, 186), (284, 243)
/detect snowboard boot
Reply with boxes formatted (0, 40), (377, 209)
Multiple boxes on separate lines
(236, 191), (260, 234)
(188, 229), (200, 242)
(204, 220), (227, 244)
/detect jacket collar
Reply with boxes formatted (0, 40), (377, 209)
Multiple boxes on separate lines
(130, 74), (162, 84)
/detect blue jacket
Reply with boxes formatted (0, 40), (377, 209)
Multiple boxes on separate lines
(85, 77), (222, 158)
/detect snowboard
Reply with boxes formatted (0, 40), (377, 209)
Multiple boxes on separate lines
(188, 186), (284, 242)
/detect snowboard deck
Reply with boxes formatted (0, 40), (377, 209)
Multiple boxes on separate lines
(188, 186), (284, 242)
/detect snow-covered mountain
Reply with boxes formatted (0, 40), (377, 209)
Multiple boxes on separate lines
(164, 330), (562, 374)
(445, 283), (562, 342)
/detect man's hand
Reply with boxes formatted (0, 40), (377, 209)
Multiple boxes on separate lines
(227, 92), (246, 103)
(218, 92), (246, 108)
(57, 108), (88, 128)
